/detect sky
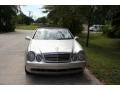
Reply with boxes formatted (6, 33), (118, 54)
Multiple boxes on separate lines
(20, 5), (48, 20)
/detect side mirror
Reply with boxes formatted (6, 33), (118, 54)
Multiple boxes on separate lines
(25, 36), (32, 40)
(74, 36), (79, 40)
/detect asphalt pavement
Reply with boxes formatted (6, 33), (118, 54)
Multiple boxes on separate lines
(0, 30), (102, 85)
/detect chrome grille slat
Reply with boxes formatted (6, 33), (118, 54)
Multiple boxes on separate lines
(43, 53), (71, 63)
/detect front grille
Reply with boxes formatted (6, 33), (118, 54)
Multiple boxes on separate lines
(43, 53), (71, 63)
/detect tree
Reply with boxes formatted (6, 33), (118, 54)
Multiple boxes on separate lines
(43, 5), (120, 47)
(98, 6), (120, 38)
(85, 6), (112, 46)
(16, 12), (34, 25)
(35, 17), (47, 24)
(44, 5), (96, 47)
(0, 5), (18, 32)
(86, 6), (94, 47)
(44, 5), (86, 35)
(109, 6), (120, 38)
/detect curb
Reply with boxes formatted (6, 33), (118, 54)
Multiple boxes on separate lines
(84, 68), (103, 85)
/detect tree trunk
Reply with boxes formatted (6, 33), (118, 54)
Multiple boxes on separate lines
(86, 6), (93, 47)
(86, 19), (90, 47)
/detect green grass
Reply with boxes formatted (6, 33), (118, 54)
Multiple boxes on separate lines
(16, 24), (38, 30)
(79, 32), (120, 84)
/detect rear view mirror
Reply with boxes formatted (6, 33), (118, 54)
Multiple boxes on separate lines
(25, 36), (32, 40)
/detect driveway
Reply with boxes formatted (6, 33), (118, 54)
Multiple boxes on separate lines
(0, 30), (101, 85)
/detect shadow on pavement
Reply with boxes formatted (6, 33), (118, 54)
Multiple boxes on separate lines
(25, 72), (92, 85)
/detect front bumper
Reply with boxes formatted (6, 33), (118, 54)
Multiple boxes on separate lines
(25, 61), (86, 74)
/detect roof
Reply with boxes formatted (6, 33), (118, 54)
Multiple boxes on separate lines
(37, 27), (69, 30)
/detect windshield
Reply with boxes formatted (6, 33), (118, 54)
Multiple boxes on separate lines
(33, 28), (73, 40)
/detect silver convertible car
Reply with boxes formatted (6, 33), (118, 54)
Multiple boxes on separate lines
(25, 27), (86, 74)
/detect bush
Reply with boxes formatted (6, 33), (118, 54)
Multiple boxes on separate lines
(102, 25), (120, 38)
(112, 27), (120, 38)
(101, 21), (119, 38)
(0, 6), (17, 33)
(0, 16), (16, 33)
(102, 25), (111, 35)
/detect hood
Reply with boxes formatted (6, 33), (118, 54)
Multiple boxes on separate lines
(28, 39), (75, 53)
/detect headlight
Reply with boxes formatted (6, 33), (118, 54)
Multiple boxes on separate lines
(72, 51), (85, 61)
(27, 51), (35, 61)
(36, 54), (42, 62)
